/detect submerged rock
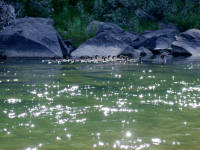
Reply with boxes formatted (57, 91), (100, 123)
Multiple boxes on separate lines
(0, 17), (70, 58)
(172, 29), (200, 57)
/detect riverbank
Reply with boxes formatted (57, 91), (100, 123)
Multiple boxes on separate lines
(1, 1), (200, 63)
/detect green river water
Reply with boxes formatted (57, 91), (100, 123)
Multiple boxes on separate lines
(0, 58), (200, 150)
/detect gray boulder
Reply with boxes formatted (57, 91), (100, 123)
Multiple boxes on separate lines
(72, 21), (143, 58)
(138, 47), (153, 58)
(141, 28), (179, 39)
(120, 47), (153, 59)
(71, 31), (133, 57)
(0, 17), (70, 57)
(154, 35), (174, 50)
(138, 35), (175, 54)
(120, 46), (141, 58)
(171, 29), (200, 57)
(158, 22), (179, 31)
(136, 28), (179, 54)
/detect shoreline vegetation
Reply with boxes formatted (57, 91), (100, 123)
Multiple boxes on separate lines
(2, 0), (200, 47)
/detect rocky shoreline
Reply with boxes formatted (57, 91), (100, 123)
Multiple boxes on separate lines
(0, 3), (200, 63)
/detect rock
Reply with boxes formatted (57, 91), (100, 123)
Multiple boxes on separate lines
(120, 47), (153, 59)
(75, 21), (186, 59)
(129, 35), (146, 48)
(0, 17), (70, 57)
(57, 34), (71, 57)
(136, 28), (179, 54)
(181, 29), (200, 40)
(134, 36), (157, 50)
(134, 35), (175, 55)
(64, 39), (72, 46)
(71, 31), (130, 57)
(119, 46), (141, 58)
(138, 47), (153, 58)
(141, 28), (179, 39)
(63, 39), (75, 54)
(158, 22), (179, 31)
(171, 29), (200, 57)
(118, 31), (142, 46)
(154, 35), (174, 51)
(87, 21), (124, 35)
(171, 45), (192, 56)
(135, 8), (155, 21)
(0, 1), (16, 28)
(0, 51), (6, 59)
(144, 51), (173, 64)
(73, 22), (143, 58)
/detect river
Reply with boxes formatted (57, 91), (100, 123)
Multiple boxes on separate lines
(0, 58), (200, 150)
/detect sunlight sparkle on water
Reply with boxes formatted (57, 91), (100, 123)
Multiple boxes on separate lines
(125, 131), (132, 138)
(1, 60), (200, 150)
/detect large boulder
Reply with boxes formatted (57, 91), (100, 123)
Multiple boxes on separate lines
(72, 21), (144, 58)
(0, 17), (70, 57)
(71, 31), (138, 57)
(133, 35), (174, 53)
(135, 28), (179, 55)
(171, 29), (200, 57)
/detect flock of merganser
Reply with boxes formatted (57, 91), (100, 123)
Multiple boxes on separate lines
(0, 53), (170, 65)
(42, 53), (170, 64)
(50, 55), (143, 64)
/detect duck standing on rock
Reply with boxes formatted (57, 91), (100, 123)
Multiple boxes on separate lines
(127, 56), (142, 63)
(159, 51), (172, 64)
(138, 56), (142, 63)
(112, 56), (117, 62)
(102, 56), (108, 63)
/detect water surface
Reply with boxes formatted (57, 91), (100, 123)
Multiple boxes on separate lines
(0, 58), (200, 150)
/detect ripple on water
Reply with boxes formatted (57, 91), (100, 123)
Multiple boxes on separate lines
(1, 60), (200, 150)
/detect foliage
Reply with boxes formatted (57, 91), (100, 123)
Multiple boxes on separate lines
(0, 0), (16, 29)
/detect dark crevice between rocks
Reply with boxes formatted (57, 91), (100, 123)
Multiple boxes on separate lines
(171, 45), (192, 57)
(0, 51), (7, 59)
(172, 52), (192, 57)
